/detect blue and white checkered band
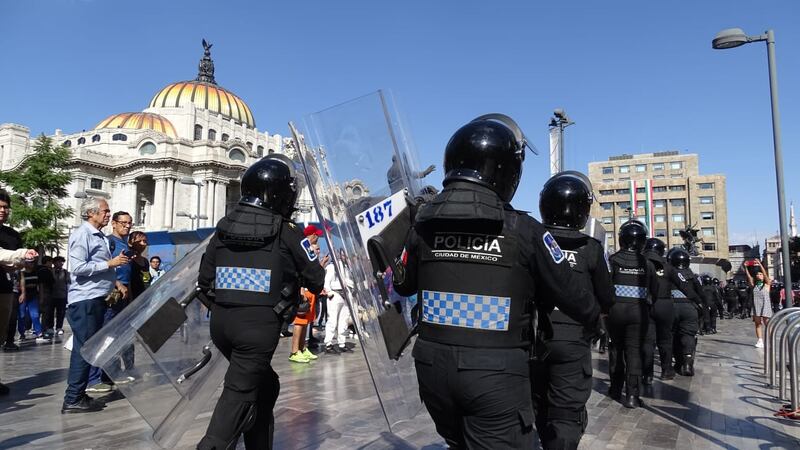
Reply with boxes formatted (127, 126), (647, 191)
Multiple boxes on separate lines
(422, 290), (510, 331)
(671, 289), (687, 299)
(215, 267), (271, 293)
(615, 284), (648, 299)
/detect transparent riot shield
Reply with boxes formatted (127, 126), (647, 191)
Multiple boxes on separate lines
(290, 90), (425, 431)
(81, 237), (227, 449)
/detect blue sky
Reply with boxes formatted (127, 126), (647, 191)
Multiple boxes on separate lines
(1, 0), (798, 246)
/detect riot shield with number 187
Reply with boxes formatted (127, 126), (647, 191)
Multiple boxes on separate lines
(290, 90), (429, 431)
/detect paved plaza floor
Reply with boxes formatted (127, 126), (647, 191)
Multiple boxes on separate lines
(1, 316), (799, 449)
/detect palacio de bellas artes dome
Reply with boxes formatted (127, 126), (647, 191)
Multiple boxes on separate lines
(0, 40), (316, 237)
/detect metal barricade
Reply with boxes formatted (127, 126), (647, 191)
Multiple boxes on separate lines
(766, 308), (800, 388)
(788, 324), (800, 411)
(777, 312), (800, 400)
(764, 307), (800, 379)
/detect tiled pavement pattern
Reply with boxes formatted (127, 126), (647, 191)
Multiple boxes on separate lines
(1, 317), (799, 449)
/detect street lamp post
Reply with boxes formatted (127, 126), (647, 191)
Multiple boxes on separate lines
(180, 177), (205, 228)
(549, 109), (574, 175)
(712, 27), (793, 304)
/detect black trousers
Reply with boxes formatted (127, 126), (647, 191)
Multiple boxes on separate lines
(199, 305), (282, 450)
(672, 301), (699, 365)
(725, 296), (738, 317)
(42, 296), (67, 331)
(608, 301), (649, 396)
(642, 299), (674, 378)
(5, 297), (19, 345)
(532, 339), (591, 450)
(413, 339), (534, 449)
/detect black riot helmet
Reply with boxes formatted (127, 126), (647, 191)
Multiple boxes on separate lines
(712, 278), (720, 286)
(239, 154), (302, 218)
(539, 171), (594, 229)
(700, 274), (712, 285)
(618, 220), (648, 251)
(667, 247), (691, 269)
(643, 237), (666, 257)
(443, 114), (528, 203)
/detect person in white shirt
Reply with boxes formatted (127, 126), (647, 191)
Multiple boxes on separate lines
(323, 256), (354, 354)
(149, 256), (165, 283)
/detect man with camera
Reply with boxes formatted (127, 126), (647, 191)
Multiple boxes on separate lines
(86, 211), (135, 394)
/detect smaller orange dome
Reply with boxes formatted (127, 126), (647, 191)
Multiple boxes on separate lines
(95, 112), (177, 138)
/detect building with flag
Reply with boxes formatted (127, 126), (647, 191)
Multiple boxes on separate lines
(587, 151), (729, 259)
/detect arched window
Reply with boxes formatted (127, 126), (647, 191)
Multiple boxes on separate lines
(77, 137), (86, 145)
(246, 141), (253, 150)
(194, 124), (203, 141)
(92, 134), (101, 142)
(139, 142), (157, 155)
(63, 140), (72, 147)
(221, 133), (229, 142)
(257, 145), (264, 158)
(112, 133), (127, 142)
(228, 148), (246, 163)
(208, 129), (216, 141)
(268, 148), (275, 155)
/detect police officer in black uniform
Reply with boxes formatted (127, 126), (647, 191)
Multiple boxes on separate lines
(197, 154), (325, 450)
(713, 278), (725, 319)
(737, 279), (752, 319)
(533, 171), (614, 450)
(394, 115), (600, 449)
(700, 275), (718, 334)
(641, 238), (677, 382)
(667, 248), (703, 376)
(607, 220), (657, 409)
(724, 279), (739, 319)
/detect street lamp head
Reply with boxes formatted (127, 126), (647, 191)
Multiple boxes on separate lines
(73, 192), (88, 199)
(198, 214), (209, 220)
(712, 28), (749, 49)
(176, 211), (191, 218)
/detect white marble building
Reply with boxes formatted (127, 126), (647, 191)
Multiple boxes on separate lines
(0, 42), (315, 233)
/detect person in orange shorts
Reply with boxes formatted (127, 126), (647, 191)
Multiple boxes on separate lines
(289, 244), (329, 363)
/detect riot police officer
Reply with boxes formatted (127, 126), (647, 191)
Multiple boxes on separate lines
(607, 220), (657, 409)
(641, 238), (677, 382)
(700, 275), (718, 334)
(737, 279), (752, 318)
(394, 115), (600, 449)
(724, 279), (739, 319)
(713, 278), (725, 319)
(197, 154), (325, 450)
(533, 171), (614, 450)
(667, 248), (703, 376)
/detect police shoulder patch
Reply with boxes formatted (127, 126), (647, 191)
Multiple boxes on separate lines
(301, 237), (316, 262)
(543, 231), (565, 264)
(678, 272), (686, 282)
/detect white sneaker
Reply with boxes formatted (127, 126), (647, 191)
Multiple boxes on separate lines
(755, 339), (764, 348)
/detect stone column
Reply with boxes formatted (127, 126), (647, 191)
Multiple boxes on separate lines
(206, 180), (217, 227)
(197, 181), (207, 228)
(214, 181), (228, 224)
(127, 181), (139, 225)
(164, 178), (175, 229)
(151, 177), (166, 230)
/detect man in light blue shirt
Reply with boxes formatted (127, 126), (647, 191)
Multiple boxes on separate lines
(62, 197), (128, 413)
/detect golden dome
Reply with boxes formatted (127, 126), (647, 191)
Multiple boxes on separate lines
(148, 81), (255, 128)
(94, 112), (178, 138)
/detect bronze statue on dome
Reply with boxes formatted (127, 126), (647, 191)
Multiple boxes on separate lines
(197, 39), (216, 84)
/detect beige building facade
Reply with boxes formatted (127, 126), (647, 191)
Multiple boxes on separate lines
(588, 151), (729, 259)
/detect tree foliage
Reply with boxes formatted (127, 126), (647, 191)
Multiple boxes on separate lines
(0, 135), (73, 253)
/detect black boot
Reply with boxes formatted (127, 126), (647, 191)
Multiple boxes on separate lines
(623, 377), (643, 409)
(661, 367), (675, 380)
(680, 354), (694, 376)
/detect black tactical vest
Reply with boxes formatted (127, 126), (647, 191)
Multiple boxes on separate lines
(610, 250), (650, 303)
(415, 223), (534, 348)
(212, 232), (285, 307)
(545, 228), (597, 339)
(644, 252), (673, 301)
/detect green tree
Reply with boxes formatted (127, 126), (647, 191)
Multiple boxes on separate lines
(0, 135), (73, 254)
